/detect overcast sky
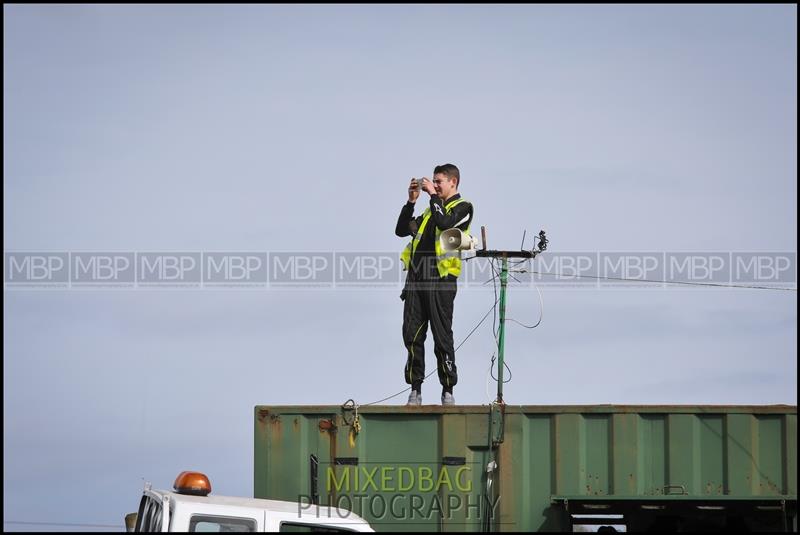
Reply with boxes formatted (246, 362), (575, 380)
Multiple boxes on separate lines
(3, 4), (797, 531)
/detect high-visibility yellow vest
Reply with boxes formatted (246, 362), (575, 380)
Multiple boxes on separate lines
(400, 198), (471, 278)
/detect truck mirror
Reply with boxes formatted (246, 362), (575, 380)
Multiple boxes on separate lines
(125, 512), (138, 532)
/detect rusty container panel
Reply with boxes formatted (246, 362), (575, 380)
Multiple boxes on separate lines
(254, 405), (797, 532)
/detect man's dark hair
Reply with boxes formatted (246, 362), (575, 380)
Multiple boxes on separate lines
(434, 163), (460, 187)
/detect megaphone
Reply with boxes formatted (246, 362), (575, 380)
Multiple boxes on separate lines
(440, 228), (477, 252)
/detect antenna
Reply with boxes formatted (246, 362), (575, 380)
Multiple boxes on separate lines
(459, 225), (550, 527)
(466, 227), (549, 405)
(463, 226), (549, 469)
(536, 230), (548, 253)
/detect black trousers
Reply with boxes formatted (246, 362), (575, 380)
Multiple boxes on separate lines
(401, 275), (458, 390)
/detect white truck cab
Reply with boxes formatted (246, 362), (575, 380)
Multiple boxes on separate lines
(129, 471), (374, 533)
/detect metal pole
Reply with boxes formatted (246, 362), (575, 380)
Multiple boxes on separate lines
(497, 255), (508, 403)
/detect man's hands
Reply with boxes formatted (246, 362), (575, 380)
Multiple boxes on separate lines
(408, 178), (420, 203)
(408, 177), (435, 203)
(420, 178), (436, 196)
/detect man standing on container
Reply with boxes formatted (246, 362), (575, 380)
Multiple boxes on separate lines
(396, 164), (474, 406)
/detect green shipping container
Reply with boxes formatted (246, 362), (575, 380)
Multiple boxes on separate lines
(254, 405), (797, 532)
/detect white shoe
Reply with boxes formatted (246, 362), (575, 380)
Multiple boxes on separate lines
(406, 390), (422, 406)
(441, 392), (455, 406)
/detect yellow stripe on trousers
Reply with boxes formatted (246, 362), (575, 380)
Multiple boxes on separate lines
(406, 322), (425, 385)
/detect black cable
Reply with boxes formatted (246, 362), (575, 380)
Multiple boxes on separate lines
(488, 258), (514, 386)
(524, 270), (797, 291)
(489, 354), (513, 384)
(483, 265), (795, 291)
(455, 298), (499, 353)
(482, 258), (530, 287)
(490, 258), (500, 344)
(361, 296), (499, 406)
(506, 318), (540, 329)
(506, 283), (544, 330)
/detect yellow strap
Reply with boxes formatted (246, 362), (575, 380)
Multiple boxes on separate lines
(405, 199), (469, 270)
(445, 198), (465, 211)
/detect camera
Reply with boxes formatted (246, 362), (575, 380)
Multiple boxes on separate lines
(415, 178), (424, 189)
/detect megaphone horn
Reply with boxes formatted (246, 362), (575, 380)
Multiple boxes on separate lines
(440, 229), (476, 252)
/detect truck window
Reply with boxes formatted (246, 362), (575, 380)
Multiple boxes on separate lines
(188, 515), (257, 532)
(279, 522), (354, 533)
(135, 496), (149, 532)
(136, 496), (163, 532)
(152, 505), (163, 532)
